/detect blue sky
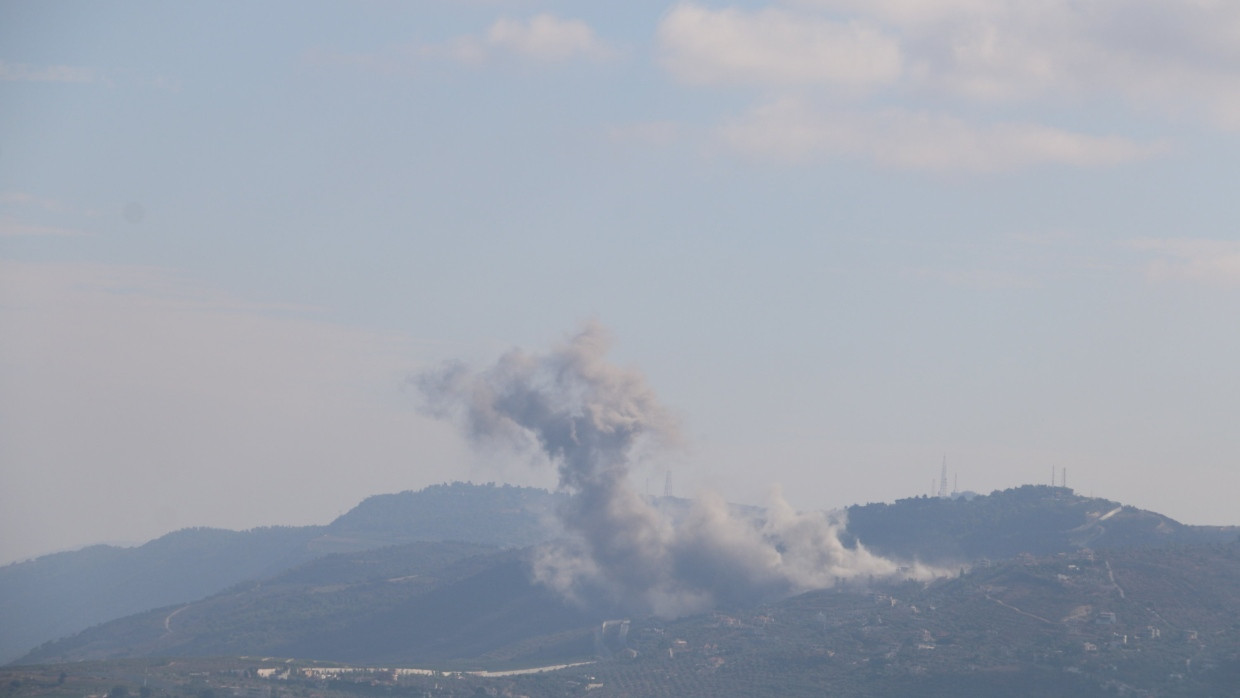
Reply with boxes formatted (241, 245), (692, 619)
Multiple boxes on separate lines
(2, 1), (1239, 564)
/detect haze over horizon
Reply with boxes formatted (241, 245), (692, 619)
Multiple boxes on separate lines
(3, 1), (1238, 566)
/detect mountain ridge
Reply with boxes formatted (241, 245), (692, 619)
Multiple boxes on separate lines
(3, 482), (1236, 666)
(0, 482), (561, 665)
(10, 541), (1240, 696)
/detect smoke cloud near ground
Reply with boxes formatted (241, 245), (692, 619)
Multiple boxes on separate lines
(418, 323), (936, 617)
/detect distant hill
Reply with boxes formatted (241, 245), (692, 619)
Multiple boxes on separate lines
(10, 542), (1240, 696)
(0, 525), (322, 666)
(4, 482), (1237, 668)
(574, 541), (1240, 696)
(845, 485), (1239, 563)
(16, 541), (602, 668)
(321, 482), (563, 552)
(0, 482), (561, 665)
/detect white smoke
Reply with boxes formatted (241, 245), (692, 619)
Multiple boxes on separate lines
(418, 323), (935, 616)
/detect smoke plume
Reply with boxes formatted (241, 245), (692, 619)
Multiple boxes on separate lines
(418, 323), (930, 616)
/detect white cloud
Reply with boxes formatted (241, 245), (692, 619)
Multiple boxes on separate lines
(0, 61), (102, 84)
(653, 1), (1234, 170)
(658, 4), (901, 87)
(657, 0), (1240, 150)
(1130, 238), (1240, 287)
(717, 98), (1167, 171)
(789, 0), (1240, 126)
(485, 14), (614, 62)
(307, 14), (613, 74)
(789, 0), (1027, 27)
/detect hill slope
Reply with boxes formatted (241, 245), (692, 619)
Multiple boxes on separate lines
(578, 542), (1240, 696)
(8, 543), (1240, 697)
(321, 481), (562, 551)
(0, 525), (323, 666)
(16, 541), (602, 668)
(0, 482), (561, 665)
(845, 485), (1239, 563)
(4, 482), (1236, 667)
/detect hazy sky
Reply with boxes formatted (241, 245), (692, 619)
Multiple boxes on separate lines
(3, 1), (1239, 565)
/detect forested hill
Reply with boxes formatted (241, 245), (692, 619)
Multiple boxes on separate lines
(4, 482), (1237, 667)
(846, 485), (1240, 563)
(16, 541), (602, 668)
(0, 525), (322, 666)
(16, 539), (1240, 696)
(0, 482), (561, 665)
(322, 482), (563, 550)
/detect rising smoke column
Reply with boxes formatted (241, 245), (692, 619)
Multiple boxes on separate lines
(418, 323), (924, 617)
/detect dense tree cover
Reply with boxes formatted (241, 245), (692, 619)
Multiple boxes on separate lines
(325, 482), (563, 550)
(0, 526), (325, 665)
(15, 543), (601, 668)
(0, 482), (561, 665)
(16, 539), (1240, 697)
(846, 485), (1238, 563)
(9, 480), (1240, 693)
(576, 542), (1240, 696)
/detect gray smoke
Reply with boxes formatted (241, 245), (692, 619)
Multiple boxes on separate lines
(418, 323), (934, 616)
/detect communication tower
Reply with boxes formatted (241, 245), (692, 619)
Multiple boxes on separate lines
(938, 457), (948, 498)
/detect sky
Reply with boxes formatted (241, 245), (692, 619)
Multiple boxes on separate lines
(2, 0), (1238, 565)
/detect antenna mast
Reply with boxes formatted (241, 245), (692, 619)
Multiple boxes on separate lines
(938, 456), (948, 498)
